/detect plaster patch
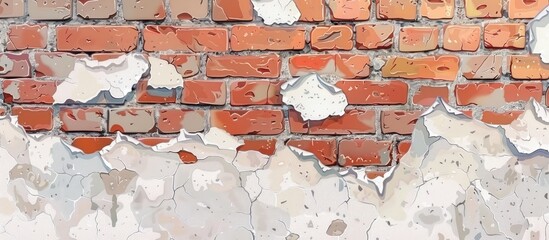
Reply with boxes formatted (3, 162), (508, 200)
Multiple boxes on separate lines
(251, 0), (301, 25)
(147, 56), (184, 89)
(528, 6), (549, 63)
(281, 73), (348, 121)
(53, 53), (149, 103)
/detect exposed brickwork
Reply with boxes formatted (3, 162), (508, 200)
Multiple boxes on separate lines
(0, 0), (545, 171)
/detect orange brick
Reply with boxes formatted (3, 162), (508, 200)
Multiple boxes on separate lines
(335, 80), (408, 105)
(509, 55), (549, 80)
(443, 25), (481, 51)
(72, 137), (114, 154)
(237, 139), (277, 156)
(481, 111), (523, 125)
(355, 24), (394, 50)
(289, 54), (370, 78)
(182, 80), (226, 105)
(294, 0), (325, 21)
(484, 23), (526, 49)
(56, 25), (138, 52)
(212, 0), (253, 21)
(421, 0), (454, 19)
(413, 85), (450, 106)
(210, 110), (284, 135)
(382, 56), (460, 81)
(143, 26), (228, 52)
(399, 27), (439, 52)
(377, 0), (417, 20)
(230, 26), (306, 51)
(310, 25), (353, 51)
(12, 107), (53, 131)
(508, 0), (548, 19)
(327, 0), (371, 21)
(7, 24), (47, 50)
(464, 0), (502, 18)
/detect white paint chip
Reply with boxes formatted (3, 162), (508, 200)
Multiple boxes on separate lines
(53, 53), (149, 103)
(251, 0), (301, 25)
(147, 56), (184, 89)
(528, 6), (549, 63)
(281, 73), (348, 121)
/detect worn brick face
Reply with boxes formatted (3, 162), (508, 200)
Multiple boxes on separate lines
(421, 0), (454, 19)
(382, 56), (460, 81)
(455, 83), (543, 107)
(327, 0), (371, 21)
(157, 109), (205, 133)
(77, 0), (116, 19)
(287, 139), (338, 166)
(56, 26), (139, 52)
(210, 110), (284, 135)
(355, 24), (394, 50)
(143, 26), (228, 52)
(336, 80), (408, 105)
(7, 25), (48, 50)
(206, 54), (281, 78)
(338, 139), (393, 166)
(381, 110), (422, 135)
(2, 79), (56, 104)
(464, 0), (502, 18)
(12, 107), (53, 131)
(182, 80), (227, 105)
(377, 0), (417, 20)
(230, 80), (283, 106)
(310, 26), (354, 51)
(509, 55), (549, 80)
(60, 107), (104, 132)
(443, 25), (481, 52)
(399, 27), (439, 52)
(108, 108), (156, 133)
(289, 54), (370, 78)
(484, 23), (526, 49)
(230, 26), (306, 51)
(212, 0), (253, 21)
(0, 0), (24, 18)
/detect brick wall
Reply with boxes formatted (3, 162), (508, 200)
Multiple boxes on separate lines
(0, 0), (547, 169)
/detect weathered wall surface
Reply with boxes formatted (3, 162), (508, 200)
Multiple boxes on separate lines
(0, 0), (548, 171)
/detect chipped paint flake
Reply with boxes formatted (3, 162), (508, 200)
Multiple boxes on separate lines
(53, 53), (149, 103)
(528, 6), (549, 63)
(281, 73), (348, 121)
(251, 0), (301, 25)
(147, 56), (184, 89)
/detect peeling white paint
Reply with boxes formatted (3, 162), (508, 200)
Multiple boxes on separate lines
(251, 0), (301, 25)
(528, 6), (549, 64)
(281, 73), (348, 121)
(53, 53), (149, 103)
(147, 56), (184, 89)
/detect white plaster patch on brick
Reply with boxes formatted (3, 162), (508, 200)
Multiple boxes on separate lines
(503, 99), (549, 154)
(53, 53), (149, 103)
(528, 6), (549, 64)
(251, 0), (301, 25)
(147, 56), (184, 89)
(281, 73), (348, 121)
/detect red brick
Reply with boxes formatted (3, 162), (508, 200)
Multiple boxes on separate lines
(12, 107), (53, 131)
(2, 79), (56, 104)
(206, 54), (281, 78)
(0, 53), (31, 78)
(90, 52), (126, 61)
(465, 0), (502, 18)
(382, 55), (460, 81)
(484, 23), (526, 49)
(144, 26), (228, 52)
(481, 111), (523, 125)
(159, 54), (200, 78)
(455, 82), (542, 106)
(158, 109), (206, 133)
(0, 107), (5, 116)
(289, 54), (370, 78)
(60, 107), (104, 132)
(237, 139), (277, 156)
(327, 0), (371, 21)
(56, 26), (139, 52)
(294, 0), (325, 21)
(462, 55), (504, 80)
(138, 137), (171, 146)
(287, 139), (338, 166)
(508, 0), (548, 19)
(182, 80), (226, 105)
(230, 26), (306, 51)
(413, 86), (449, 106)
(377, 0), (417, 20)
(290, 109), (376, 135)
(212, 0), (253, 21)
(108, 108), (156, 133)
(178, 151), (199, 164)
(136, 80), (177, 104)
(230, 80), (283, 106)
(397, 140), (411, 162)
(72, 137), (114, 154)
(310, 25), (353, 51)
(399, 27), (439, 52)
(210, 110), (284, 135)
(288, 110), (309, 134)
(6, 24), (47, 50)
(381, 110), (422, 135)
(509, 55), (549, 80)
(34, 52), (87, 78)
(421, 0), (454, 19)
(335, 80), (408, 105)
(338, 139), (392, 166)
(443, 25), (481, 51)
(355, 24), (394, 50)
